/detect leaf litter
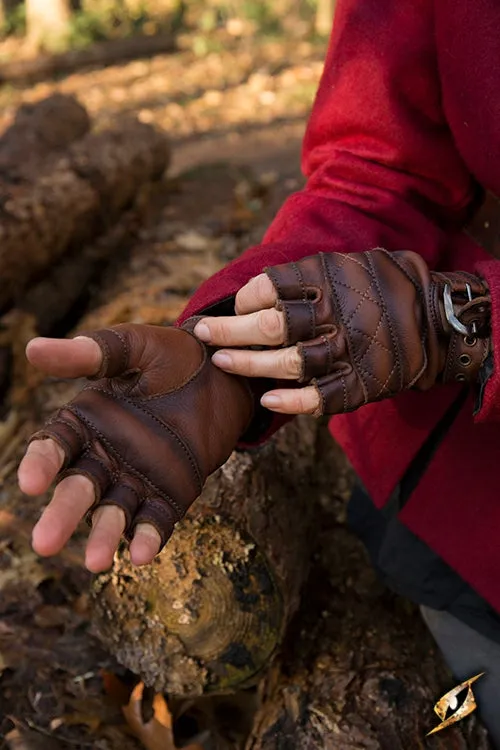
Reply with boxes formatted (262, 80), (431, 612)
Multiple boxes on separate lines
(0, 31), (317, 750)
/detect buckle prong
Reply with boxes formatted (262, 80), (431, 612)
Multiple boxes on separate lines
(443, 283), (476, 337)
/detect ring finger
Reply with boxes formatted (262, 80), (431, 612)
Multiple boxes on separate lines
(85, 504), (126, 573)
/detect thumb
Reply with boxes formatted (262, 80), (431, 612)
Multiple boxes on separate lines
(26, 336), (104, 378)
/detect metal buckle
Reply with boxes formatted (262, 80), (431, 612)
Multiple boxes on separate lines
(443, 283), (478, 337)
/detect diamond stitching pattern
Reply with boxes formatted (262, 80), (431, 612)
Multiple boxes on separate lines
(324, 253), (400, 399)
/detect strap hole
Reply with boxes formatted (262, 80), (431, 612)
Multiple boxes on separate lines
(455, 373), (467, 382)
(459, 354), (472, 367)
(464, 336), (477, 347)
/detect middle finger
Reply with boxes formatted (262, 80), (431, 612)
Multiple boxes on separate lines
(212, 345), (302, 379)
(194, 308), (286, 348)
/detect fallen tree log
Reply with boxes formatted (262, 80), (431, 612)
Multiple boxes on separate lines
(18, 207), (144, 337)
(245, 442), (491, 750)
(0, 117), (170, 310)
(0, 94), (90, 181)
(0, 34), (176, 85)
(91, 417), (322, 697)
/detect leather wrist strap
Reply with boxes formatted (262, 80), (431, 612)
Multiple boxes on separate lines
(431, 272), (491, 385)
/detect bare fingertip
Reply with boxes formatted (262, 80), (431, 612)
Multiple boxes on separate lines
(261, 394), (282, 409)
(31, 526), (56, 558)
(129, 548), (156, 567)
(25, 337), (45, 361)
(129, 529), (161, 566)
(193, 322), (211, 343)
(85, 550), (113, 574)
(211, 351), (232, 369)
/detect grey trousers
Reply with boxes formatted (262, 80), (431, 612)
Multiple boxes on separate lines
(421, 605), (500, 747)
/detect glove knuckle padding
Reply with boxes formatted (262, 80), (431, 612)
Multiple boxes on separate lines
(266, 249), (491, 416)
(32, 325), (253, 548)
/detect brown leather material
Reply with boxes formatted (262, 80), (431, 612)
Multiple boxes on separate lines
(465, 190), (500, 260)
(29, 325), (254, 548)
(266, 250), (491, 417)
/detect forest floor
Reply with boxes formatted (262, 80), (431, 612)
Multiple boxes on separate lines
(0, 35), (492, 750)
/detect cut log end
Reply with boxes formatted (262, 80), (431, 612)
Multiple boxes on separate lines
(93, 516), (283, 696)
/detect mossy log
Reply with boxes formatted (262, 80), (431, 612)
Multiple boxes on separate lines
(91, 417), (329, 697)
(0, 93), (90, 181)
(0, 117), (170, 310)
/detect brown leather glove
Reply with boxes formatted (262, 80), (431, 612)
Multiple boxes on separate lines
(29, 325), (253, 549)
(266, 249), (491, 416)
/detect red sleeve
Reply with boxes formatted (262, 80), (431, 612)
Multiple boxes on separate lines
(178, 0), (498, 421)
(178, 0), (475, 326)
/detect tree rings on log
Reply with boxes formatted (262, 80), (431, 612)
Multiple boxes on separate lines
(93, 516), (283, 696)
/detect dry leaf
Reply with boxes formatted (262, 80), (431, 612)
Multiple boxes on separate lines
(49, 711), (101, 733)
(123, 682), (203, 750)
(101, 669), (134, 707)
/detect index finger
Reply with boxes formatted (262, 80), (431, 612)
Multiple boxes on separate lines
(235, 273), (277, 315)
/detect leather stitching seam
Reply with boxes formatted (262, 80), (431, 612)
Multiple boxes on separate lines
(83, 388), (203, 493)
(67, 406), (184, 519)
(365, 253), (401, 395)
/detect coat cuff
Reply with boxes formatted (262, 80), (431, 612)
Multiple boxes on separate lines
(473, 259), (500, 422)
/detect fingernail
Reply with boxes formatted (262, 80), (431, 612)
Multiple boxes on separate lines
(212, 352), (232, 369)
(194, 322), (211, 342)
(261, 394), (281, 409)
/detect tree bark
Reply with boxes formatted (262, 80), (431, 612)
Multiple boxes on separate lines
(17, 206), (145, 336)
(0, 116), (170, 311)
(91, 417), (327, 697)
(25, 0), (73, 51)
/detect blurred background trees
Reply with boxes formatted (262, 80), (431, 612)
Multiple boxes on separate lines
(0, 0), (336, 53)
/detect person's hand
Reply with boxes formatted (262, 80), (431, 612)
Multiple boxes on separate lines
(194, 250), (491, 416)
(18, 325), (252, 572)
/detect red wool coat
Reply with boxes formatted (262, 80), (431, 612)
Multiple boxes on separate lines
(179, 0), (500, 612)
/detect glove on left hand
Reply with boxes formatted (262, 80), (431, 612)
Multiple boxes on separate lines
(28, 325), (253, 549)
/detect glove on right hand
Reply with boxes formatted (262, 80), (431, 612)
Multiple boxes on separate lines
(266, 249), (491, 415)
